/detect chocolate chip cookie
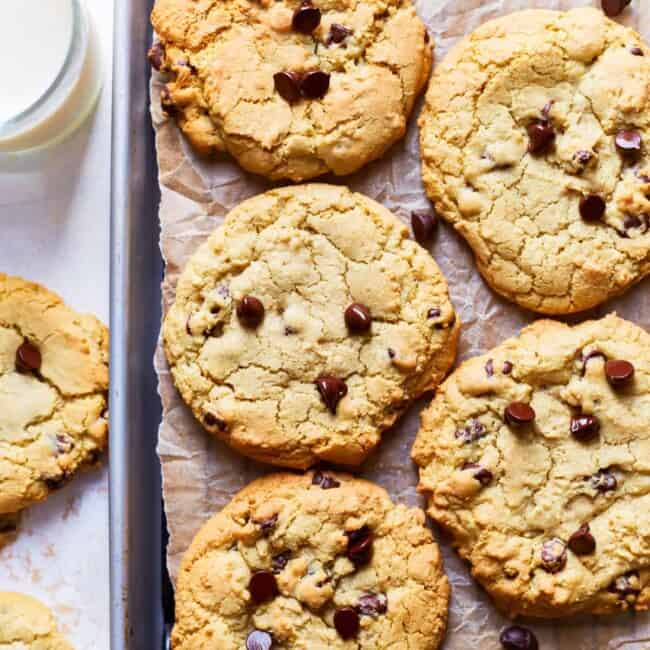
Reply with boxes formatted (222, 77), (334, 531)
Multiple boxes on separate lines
(419, 8), (650, 314)
(0, 592), (73, 649)
(163, 184), (459, 468)
(171, 471), (449, 649)
(150, 0), (431, 181)
(412, 314), (650, 617)
(0, 274), (109, 518)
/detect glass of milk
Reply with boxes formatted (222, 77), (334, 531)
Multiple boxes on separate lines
(0, 0), (102, 153)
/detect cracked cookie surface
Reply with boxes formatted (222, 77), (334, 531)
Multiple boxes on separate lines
(419, 8), (650, 314)
(0, 592), (73, 649)
(163, 184), (459, 468)
(412, 314), (650, 618)
(150, 0), (431, 181)
(172, 471), (449, 649)
(0, 274), (108, 517)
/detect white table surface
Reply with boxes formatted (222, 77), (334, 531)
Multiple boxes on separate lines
(0, 1), (113, 646)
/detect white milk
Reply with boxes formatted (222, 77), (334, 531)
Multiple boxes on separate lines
(0, 0), (74, 122)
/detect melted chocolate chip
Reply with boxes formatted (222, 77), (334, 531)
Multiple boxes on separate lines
(203, 413), (227, 431)
(334, 607), (359, 639)
(327, 23), (350, 45)
(246, 630), (273, 650)
(55, 434), (74, 454)
(357, 592), (387, 617)
(610, 570), (641, 596)
(148, 42), (165, 70)
(504, 402), (535, 426)
(272, 551), (291, 573)
(500, 625), (539, 650)
(300, 70), (330, 99)
(160, 86), (176, 114)
(568, 523), (596, 555)
(15, 341), (41, 373)
(387, 347), (396, 359)
(630, 46), (644, 56)
(570, 415), (601, 442)
(274, 71), (302, 102)
(605, 359), (635, 387)
(485, 358), (494, 377)
(579, 195), (606, 222)
(292, 1), (321, 33)
(344, 303), (371, 332)
(312, 471), (340, 489)
(346, 526), (373, 566)
(601, 0), (632, 17)
(527, 120), (555, 154)
(462, 462), (493, 486)
(574, 150), (593, 166)
(427, 307), (441, 319)
(315, 376), (347, 414)
(615, 129), (642, 154)
(44, 473), (70, 491)
(591, 468), (618, 493)
(502, 361), (513, 375)
(411, 211), (438, 244)
(455, 419), (487, 444)
(237, 295), (265, 328)
(541, 538), (567, 573)
(249, 571), (279, 604)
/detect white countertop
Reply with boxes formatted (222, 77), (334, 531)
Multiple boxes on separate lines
(0, 1), (113, 646)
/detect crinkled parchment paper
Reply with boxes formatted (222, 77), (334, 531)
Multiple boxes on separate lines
(154, 1), (650, 647)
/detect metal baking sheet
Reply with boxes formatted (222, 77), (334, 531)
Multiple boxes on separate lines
(109, 0), (167, 647)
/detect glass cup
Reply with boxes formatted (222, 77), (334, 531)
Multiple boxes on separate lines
(0, 0), (102, 154)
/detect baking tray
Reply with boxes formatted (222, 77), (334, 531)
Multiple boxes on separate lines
(109, 0), (168, 647)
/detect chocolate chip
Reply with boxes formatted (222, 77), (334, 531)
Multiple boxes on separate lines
(541, 538), (567, 573)
(424, 30), (430, 43)
(615, 129), (642, 154)
(246, 630), (273, 650)
(579, 195), (606, 222)
(462, 462), (493, 486)
(312, 471), (340, 489)
(205, 322), (224, 338)
(357, 592), (387, 617)
(527, 120), (555, 154)
(455, 419), (486, 443)
(570, 415), (601, 442)
(160, 86), (176, 114)
(411, 211), (437, 244)
(605, 359), (635, 387)
(427, 307), (441, 319)
(327, 23), (350, 44)
(485, 358), (494, 377)
(575, 150), (593, 166)
(345, 526), (373, 566)
(272, 550), (291, 573)
(249, 571), (278, 604)
(203, 413), (227, 431)
(300, 70), (330, 99)
(590, 468), (617, 494)
(44, 473), (70, 491)
(610, 570), (641, 596)
(500, 625), (539, 650)
(292, 1), (321, 33)
(55, 434), (74, 454)
(387, 348), (396, 359)
(581, 350), (607, 376)
(334, 607), (359, 639)
(316, 376), (347, 414)
(256, 514), (278, 536)
(237, 295), (265, 328)
(630, 46), (644, 56)
(148, 42), (165, 70)
(568, 523), (596, 555)
(601, 0), (632, 17)
(502, 361), (513, 375)
(504, 402), (535, 426)
(15, 341), (41, 373)
(624, 215), (642, 230)
(344, 303), (371, 332)
(274, 71), (302, 103)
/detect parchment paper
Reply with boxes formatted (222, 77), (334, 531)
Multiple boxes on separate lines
(154, 1), (650, 647)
